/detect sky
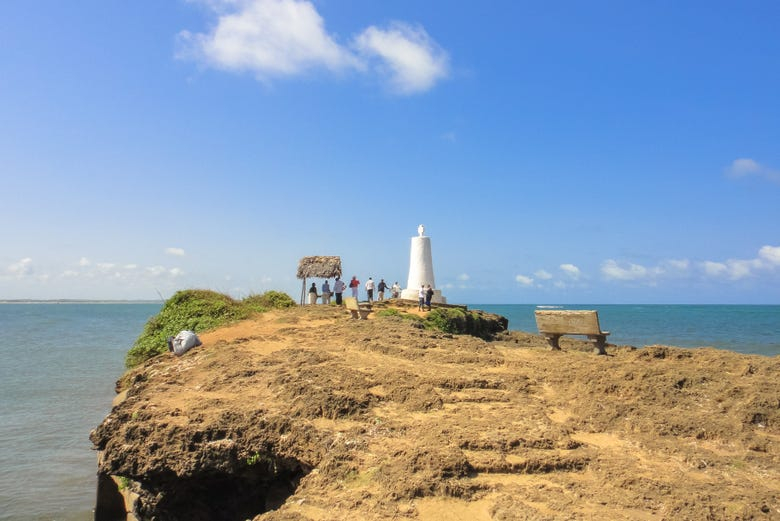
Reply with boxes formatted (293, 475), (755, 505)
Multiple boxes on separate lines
(1, 0), (779, 304)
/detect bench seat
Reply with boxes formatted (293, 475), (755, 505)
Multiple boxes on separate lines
(534, 310), (610, 355)
(344, 297), (372, 320)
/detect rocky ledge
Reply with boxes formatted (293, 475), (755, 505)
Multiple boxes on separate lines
(91, 304), (780, 520)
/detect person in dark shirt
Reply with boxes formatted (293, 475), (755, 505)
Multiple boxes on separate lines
(425, 285), (434, 311)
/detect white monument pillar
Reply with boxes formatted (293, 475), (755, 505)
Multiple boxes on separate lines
(401, 225), (446, 304)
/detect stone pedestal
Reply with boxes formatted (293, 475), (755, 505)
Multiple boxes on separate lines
(401, 226), (446, 304)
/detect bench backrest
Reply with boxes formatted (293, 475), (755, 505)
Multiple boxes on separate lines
(344, 297), (359, 310)
(535, 310), (602, 335)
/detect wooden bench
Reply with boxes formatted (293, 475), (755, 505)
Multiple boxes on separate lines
(344, 297), (372, 320)
(534, 310), (610, 355)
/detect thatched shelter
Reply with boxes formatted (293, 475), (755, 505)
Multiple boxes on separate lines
(296, 256), (342, 304)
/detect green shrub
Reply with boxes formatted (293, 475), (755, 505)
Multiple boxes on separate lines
(243, 290), (296, 310)
(125, 289), (295, 368)
(376, 308), (423, 322)
(425, 308), (467, 334)
(424, 308), (508, 339)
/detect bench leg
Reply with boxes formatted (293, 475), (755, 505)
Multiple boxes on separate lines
(358, 311), (370, 320)
(589, 335), (607, 355)
(349, 310), (359, 319)
(544, 334), (561, 350)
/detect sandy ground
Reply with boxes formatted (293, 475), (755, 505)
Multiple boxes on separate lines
(93, 304), (780, 521)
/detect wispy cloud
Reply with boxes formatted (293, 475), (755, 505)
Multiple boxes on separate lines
(560, 264), (581, 279)
(515, 274), (534, 286)
(7, 257), (33, 278)
(725, 158), (780, 184)
(759, 245), (780, 266)
(354, 22), (449, 94)
(178, 0), (449, 95)
(534, 269), (553, 280)
(166, 247), (186, 257)
(601, 260), (658, 281)
(698, 245), (779, 280)
(599, 246), (779, 283)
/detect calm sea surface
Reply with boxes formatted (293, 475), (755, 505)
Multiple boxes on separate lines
(477, 304), (780, 356)
(0, 303), (160, 521)
(0, 303), (777, 520)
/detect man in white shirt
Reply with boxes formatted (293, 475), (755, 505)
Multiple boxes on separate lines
(365, 277), (375, 303)
(333, 277), (346, 305)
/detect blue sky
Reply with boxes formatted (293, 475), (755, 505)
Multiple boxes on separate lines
(1, 0), (779, 304)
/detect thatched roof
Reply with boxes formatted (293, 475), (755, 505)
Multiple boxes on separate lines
(297, 256), (342, 279)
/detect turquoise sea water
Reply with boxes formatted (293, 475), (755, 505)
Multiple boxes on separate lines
(0, 303), (777, 520)
(477, 304), (780, 356)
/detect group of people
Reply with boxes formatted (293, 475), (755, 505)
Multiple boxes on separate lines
(309, 276), (401, 305)
(418, 284), (435, 311)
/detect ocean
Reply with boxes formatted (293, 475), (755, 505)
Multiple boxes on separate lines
(0, 303), (161, 521)
(0, 302), (777, 520)
(477, 304), (780, 356)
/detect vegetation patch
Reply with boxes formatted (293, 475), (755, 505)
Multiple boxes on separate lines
(376, 308), (423, 322)
(424, 308), (508, 339)
(125, 289), (295, 367)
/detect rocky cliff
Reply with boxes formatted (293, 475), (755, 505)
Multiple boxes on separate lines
(91, 304), (780, 520)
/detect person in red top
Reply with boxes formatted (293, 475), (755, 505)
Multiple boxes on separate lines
(349, 276), (360, 299)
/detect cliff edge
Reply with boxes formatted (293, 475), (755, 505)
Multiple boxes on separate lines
(91, 304), (780, 520)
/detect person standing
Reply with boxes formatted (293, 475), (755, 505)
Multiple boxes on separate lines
(418, 285), (425, 311)
(333, 277), (346, 305)
(308, 282), (318, 305)
(377, 279), (388, 301)
(425, 284), (434, 311)
(391, 281), (401, 299)
(349, 276), (360, 299)
(321, 280), (331, 305)
(365, 277), (375, 303)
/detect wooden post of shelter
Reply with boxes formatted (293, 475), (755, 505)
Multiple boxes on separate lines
(296, 256), (343, 306)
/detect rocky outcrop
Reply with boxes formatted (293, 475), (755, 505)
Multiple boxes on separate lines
(92, 305), (780, 520)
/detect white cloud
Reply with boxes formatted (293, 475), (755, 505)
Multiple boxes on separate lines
(725, 158), (780, 184)
(601, 260), (657, 281)
(665, 259), (690, 271)
(178, 0), (357, 78)
(146, 266), (168, 277)
(560, 264), (581, 279)
(702, 261), (728, 277)
(169, 268), (185, 277)
(534, 269), (553, 280)
(354, 22), (449, 94)
(178, 0), (448, 95)
(456, 273), (470, 281)
(759, 245), (780, 266)
(78, 257), (91, 267)
(8, 258), (33, 278)
(729, 259), (762, 279)
(166, 247), (186, 257)
(700, 245), (780, 280)
(515, 274), (534, 286)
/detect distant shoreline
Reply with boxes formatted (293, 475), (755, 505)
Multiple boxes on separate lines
(0, 299), (160, 304)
